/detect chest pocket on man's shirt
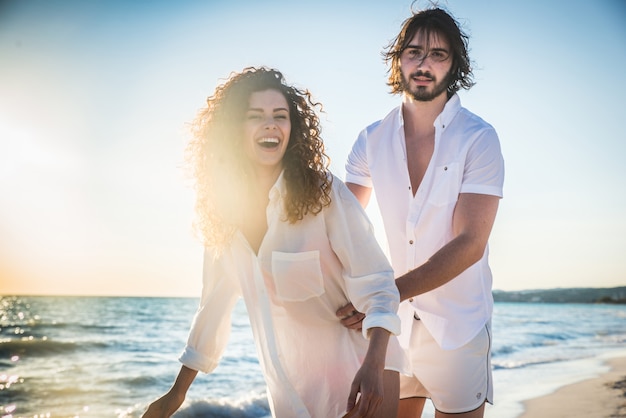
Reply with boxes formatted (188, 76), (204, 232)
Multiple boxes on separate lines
(271, 251), (325, 302)
(427, 162), (461, 207)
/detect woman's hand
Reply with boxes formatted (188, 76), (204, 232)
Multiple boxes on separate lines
(343, 327), (390, 417)
(343, 359), (384, 417)
(142, 390), (185, 418)
(142, 365), (198, 418)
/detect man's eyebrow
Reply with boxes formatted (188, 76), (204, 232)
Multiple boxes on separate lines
(405, 45), (448, 51)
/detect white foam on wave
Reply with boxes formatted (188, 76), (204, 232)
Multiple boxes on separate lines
(174, 391), (271, 418)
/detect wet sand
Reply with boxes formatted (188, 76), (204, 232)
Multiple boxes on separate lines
(518, 355), (626, 418)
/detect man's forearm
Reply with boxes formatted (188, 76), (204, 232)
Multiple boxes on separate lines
(396, 232), (483, 302)
(396, 194), (499, 302)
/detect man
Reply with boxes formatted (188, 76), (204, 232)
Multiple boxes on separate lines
(338, 7), (505, 418)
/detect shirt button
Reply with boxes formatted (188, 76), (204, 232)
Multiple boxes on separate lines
(409, 240), (414, 245)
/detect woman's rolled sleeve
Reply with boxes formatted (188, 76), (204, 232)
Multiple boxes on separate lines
(179, 344), (221, 374)
(344, 274), (401, 339)
(179, 249), (241, 373)
(326, 178), (400, 338)
(362, 310), (401, 339)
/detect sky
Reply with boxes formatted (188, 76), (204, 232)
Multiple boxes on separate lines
(1, 0), (625, 297)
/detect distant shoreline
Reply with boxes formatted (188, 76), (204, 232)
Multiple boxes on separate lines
(2, 286), (626, 303)
(493, 286), (626, 304)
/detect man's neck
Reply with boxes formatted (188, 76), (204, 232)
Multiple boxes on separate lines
(401, 92), (449, 133)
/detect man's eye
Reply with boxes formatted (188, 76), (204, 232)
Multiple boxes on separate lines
(431, 51), (449, 61)
(405, 48), (425, 60)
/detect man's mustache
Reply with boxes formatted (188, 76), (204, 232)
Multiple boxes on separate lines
(410, 70), (435, 80)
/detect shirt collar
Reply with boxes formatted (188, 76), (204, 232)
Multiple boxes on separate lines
(435, 93), (461, 129)
(396, 93), (462, 131)
(268, 169), (287, 202)
(394, 105), (404, 132)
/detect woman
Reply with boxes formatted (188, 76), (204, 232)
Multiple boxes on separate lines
(143, 67), (405, 418)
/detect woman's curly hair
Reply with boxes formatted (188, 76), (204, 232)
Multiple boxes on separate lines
(384, 7), (474, 96)
(186, 67), (332, 250)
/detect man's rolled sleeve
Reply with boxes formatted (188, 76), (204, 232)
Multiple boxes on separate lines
(345, 129), (373, 188)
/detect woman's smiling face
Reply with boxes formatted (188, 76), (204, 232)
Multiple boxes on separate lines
(243, 89), (291, 173)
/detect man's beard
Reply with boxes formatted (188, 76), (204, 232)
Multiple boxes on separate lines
(401, 69), (452, 102)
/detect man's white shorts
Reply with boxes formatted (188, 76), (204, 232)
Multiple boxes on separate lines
(399, 315), (494, 414)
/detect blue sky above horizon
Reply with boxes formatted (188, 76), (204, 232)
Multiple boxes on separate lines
(1, 0), (625, 296)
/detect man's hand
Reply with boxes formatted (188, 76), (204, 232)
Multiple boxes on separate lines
(336, 303), (365, 331)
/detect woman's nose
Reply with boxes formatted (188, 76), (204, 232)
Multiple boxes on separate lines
(264, 118), (277, 129)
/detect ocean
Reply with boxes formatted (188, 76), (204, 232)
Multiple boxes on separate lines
(1, 295), (625, 418)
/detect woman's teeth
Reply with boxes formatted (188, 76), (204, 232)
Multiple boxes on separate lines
(258, 137), (280, 148)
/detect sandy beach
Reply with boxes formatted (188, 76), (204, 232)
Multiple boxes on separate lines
(518, 355), (626, 418)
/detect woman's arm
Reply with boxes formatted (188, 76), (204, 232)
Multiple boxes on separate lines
(326, 179), (401, 338)
(142, 365), (198, 417)
(344, 327), (390, 417)
(144, 249), (241, 416)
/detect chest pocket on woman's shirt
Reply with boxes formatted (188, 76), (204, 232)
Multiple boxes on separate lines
(271, 250), (325, 302)
(427, 162), (461, 207)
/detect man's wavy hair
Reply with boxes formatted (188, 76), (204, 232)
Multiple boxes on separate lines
(186, 67), (332, 250)
(384, 6), (474, 96)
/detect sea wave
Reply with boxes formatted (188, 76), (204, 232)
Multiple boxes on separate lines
(173, 393), (270, 418)
(491, 357), (576, 371)
(0, 337), (107, 357)
(116, 374), (162, 389)
(115, 393), (271, 418)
